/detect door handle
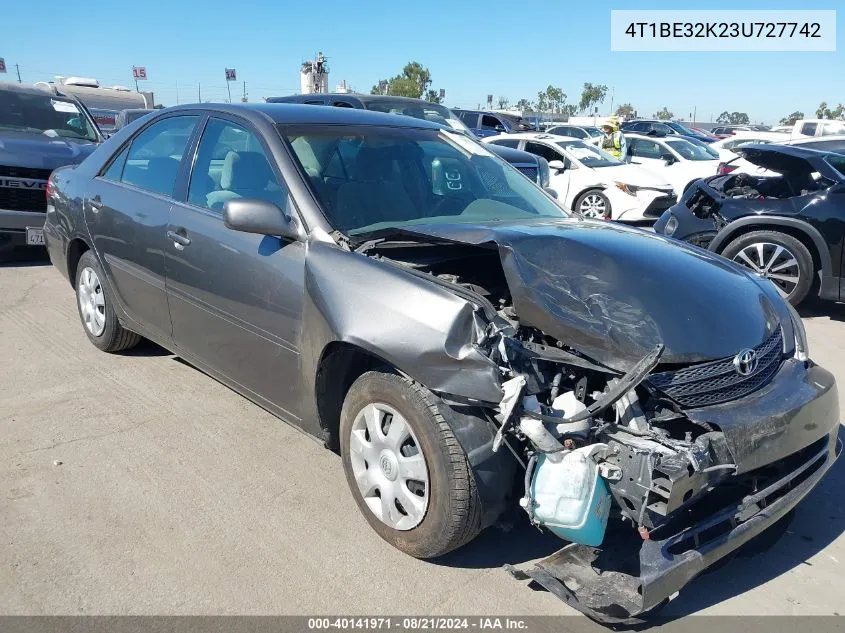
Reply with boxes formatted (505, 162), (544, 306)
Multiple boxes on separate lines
(89, 195), (103, 213)
(167, 229), (191, 249)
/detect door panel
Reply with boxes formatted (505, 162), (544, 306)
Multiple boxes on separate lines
(84, 115), (200, 339)
(166, 116), (305, 419)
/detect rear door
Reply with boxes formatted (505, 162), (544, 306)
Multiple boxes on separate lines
(84, 114), (200, 340)
(165, 115), (306, 421)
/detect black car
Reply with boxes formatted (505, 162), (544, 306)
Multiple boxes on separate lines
(0, 82), (103, 254)
(44, 104), (839, 623)
(267, 94), (549, 188)
(621, 119), (718, 144)
(451, 108), (538, 138)
(655, 144), (845, 306)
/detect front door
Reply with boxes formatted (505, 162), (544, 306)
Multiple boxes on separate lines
(84, 114), (200, 340)
(524, 140), (572, 202)
(165, 116), (306, 421)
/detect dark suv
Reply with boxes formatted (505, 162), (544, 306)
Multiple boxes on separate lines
(0, 82), (102, 254)
(452, 109), (538, 138)
(621, 119), (717, 143)
(267, 94), (549, 188)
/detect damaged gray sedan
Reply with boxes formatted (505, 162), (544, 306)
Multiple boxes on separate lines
(43, 104), (841, 623)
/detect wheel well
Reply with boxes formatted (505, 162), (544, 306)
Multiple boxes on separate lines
(570, 186), (606, 211)
(67, 238), (90, 289)
(716, 224), (821, 275)
(315, 342), (392, 453)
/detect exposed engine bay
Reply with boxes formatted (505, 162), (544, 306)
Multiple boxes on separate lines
(350, 227), (838, 624)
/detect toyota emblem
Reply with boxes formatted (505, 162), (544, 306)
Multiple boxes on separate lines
(733, 349), (758, 376)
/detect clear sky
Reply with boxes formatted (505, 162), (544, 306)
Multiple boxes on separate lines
(2, 0), (841, 124)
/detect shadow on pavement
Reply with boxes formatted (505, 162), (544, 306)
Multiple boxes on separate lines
(798, 297), (845, 322)
(120, 337), (173, 357)
(0, 244), (51, 267)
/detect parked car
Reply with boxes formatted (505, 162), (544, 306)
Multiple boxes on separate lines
(655, 144), (845, 306)
(0, 81), (103, 254)
(717, 134), (845, 176)
(44, 103), (840, 623)
(484, 132), (675, 222)
(625, 133), (721, 196)
(710, 125), (754, 138)
(621, 119), (718, 143)
(789, 118), (845, 140)
(114, 108), (155, 130)
(267, 94), (549, 188)
(451, 108), (538, 138)
(545, 124), (603, 140)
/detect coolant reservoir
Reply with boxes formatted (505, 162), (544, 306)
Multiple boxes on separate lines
(528, 444), (612, 546)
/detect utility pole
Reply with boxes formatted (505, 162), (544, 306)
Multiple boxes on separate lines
(609, 87), (615, 115)
(226, 80), (232, 104)
(198, 82), (202, 103)
(134, 78), (139, 92)
(15, 64), (22, 83)
(242, 81), (247, 103)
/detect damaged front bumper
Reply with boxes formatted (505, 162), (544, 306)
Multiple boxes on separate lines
(513, 361), (841, 624)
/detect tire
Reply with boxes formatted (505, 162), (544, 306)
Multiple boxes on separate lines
(75, 250), (141, 352)
(575, 189), (611, 220)
(720, 230), (814, 306)
(340, 371), (482, 558)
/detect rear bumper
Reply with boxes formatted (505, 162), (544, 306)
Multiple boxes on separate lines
(523, 429), (841, 624)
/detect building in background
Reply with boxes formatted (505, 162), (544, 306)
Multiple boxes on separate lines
(299, 52), (329, 95)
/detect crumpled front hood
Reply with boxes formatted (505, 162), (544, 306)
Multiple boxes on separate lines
(397, 218), (787, 371)
(0, 130), (98, 170)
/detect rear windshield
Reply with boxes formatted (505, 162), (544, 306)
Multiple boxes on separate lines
(0, 90), (99, 142)
(825, 154), (845, 178)
(365, 100), (472, 135)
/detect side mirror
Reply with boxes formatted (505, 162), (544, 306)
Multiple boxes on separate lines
(494, 125), (506, 133)
(661, 153), (677, 165)
(223, 198), (301, 240)
(548, 159), (567, 173)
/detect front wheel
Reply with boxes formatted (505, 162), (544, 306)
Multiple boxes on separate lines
(340, 371), (482, 558)
(720, 231), (814, 306)
(575, 189), (611, 220)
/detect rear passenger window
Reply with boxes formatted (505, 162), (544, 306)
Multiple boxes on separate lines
(121, 116), (198, 196)
(800, 122), (818, 136)
(188, 118), (287, 211)
(102, 146), (129, 181)
(481, 115), (502, 130)
(524, 141), (562, 163)
(489, 139), (519, 149)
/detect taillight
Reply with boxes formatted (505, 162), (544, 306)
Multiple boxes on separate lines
(717, 163), (737, 175)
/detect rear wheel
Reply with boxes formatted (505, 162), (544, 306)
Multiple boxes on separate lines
(720, 230), (814, 306)
(340, 371), (482, 558)
(75, 250), (140, 352)
(575, 190), (611, 220)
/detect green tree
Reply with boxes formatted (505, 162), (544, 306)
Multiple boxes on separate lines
(615, 103), (635, 118)
(816, 101), (831, 119)
(497, 96), (509, 109)
(831, 104), (845, 120)
(562, 104), (577, 118)
(536, 90), (549, 112)
(544, 86), (566, 113)
(370, 61), (433, 99)
(716, 111), (731, 124)
(515, 98), (532, 111)
(425, 89), (442, 104)
(779, 111), (804, 126)
(654, 106), (674, 120)
(579, 83), (608, 114)
(718, 111), (750, 124)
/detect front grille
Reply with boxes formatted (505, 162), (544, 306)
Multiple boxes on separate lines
(0, 165), (50, 212)
(0, 165), (53, 180)
(516, 165), (538, 183)
(643, 194), (677, 218)
(647, 328), (783, 408)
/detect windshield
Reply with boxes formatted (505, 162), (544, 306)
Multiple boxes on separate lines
(666, 138), (715, 161)
(666, 121), (697, 136)
(284, 126), (567, 235)
(365, 100), (473, 135)
(826, 154), (845, 179)
(0, 90), (99, 141)
(685, 136), (719, 158)
(556, 140), (621, 168)
(584, 127), (603, 137)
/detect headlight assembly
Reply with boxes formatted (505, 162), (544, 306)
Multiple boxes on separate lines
(785, 301), (810, 362)
(614, 182), (639, 196)
(664, 215), (679, 236)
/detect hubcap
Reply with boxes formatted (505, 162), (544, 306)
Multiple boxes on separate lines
(77, 266), (106, 336)
(579, 194), (607, 218)
(732, 242), (800, 298)
(349, 402), (429, 531)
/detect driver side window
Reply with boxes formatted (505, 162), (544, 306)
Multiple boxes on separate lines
(630, 139), (662, 159)
(524, 141), (562, 164)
